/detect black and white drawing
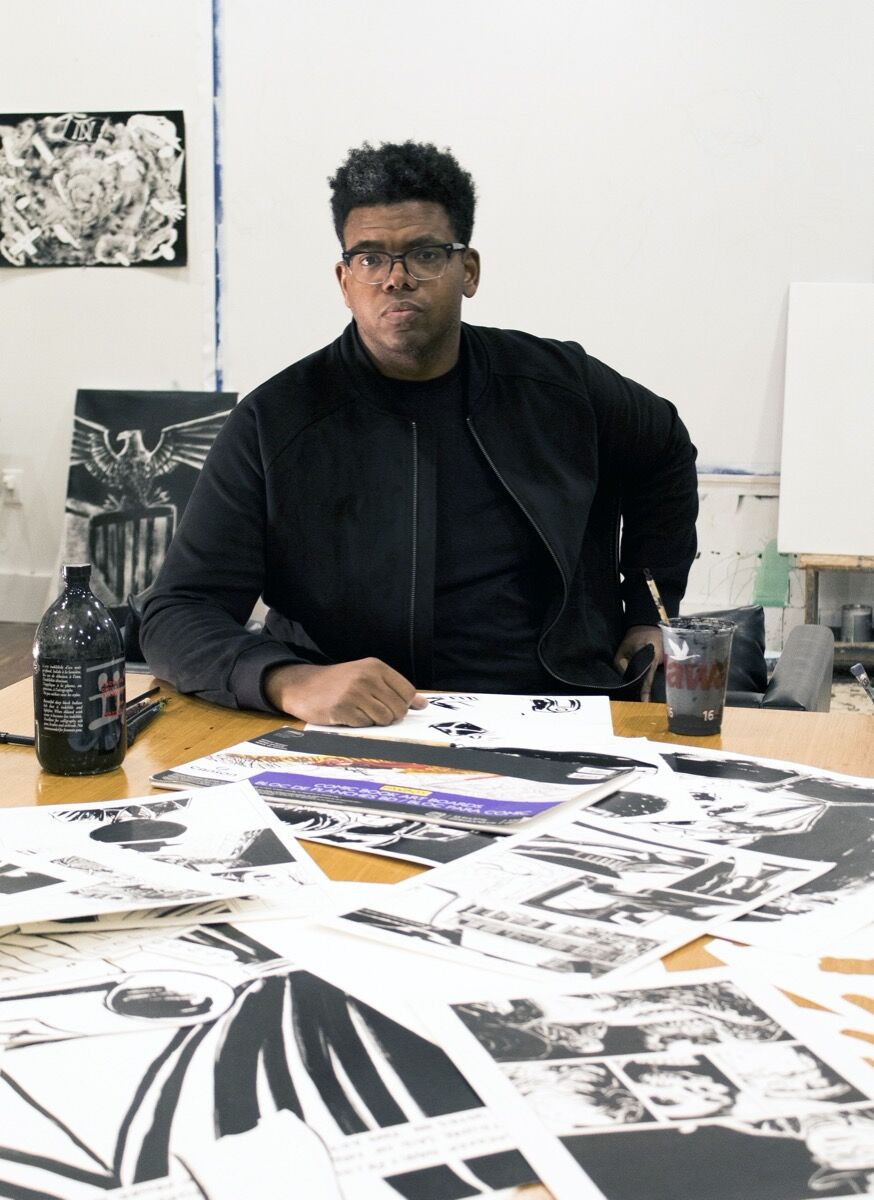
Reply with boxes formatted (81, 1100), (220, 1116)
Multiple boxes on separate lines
(591, 784), (704, 823)
(0, 110), (186, 266)
(305, 690), (615, 749)
(21, 894), (275, 936)
(0, 844), (245, 929)
(270, 801), (493, 866)
(0, 968), (240, 1046)
(0, 919), (284, 991)
(0, 922), (293, 1047)
(658, 747), (874, 947)
(335, 811), (828, 984)
(0, 965), (542, 1199)
(428, 974), (874, 1200)
(0, 861), (60, 894)
(452, 982), (789, 1061)
(0, 783), (329, 924)
(64, 388), (234, 614)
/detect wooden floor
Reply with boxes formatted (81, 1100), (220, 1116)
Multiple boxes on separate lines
(0, 623), (36, 689)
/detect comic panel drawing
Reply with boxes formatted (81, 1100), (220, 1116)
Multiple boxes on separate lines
(336, 814), (827, 984)
(1, 784), (328, 921)
(452, 982), (790, 1063)
(0, 968), (544, 1199)
(435, 976), (874, 1200)
(564, 1108), (874, 1200)
(0, 844), (244, 928)
(659, 747), (874, 946)
(269, 801), (494, 867)
(504, 1061), (656, 1130)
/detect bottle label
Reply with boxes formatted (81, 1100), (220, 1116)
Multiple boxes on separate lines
(36, 656), (125, 734)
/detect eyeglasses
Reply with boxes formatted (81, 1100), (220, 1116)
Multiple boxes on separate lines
(341, 242), (467, 284)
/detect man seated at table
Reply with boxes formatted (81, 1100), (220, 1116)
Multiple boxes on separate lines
(140, 140), (698, 726)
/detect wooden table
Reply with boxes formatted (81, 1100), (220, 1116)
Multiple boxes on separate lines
(2, 672), (872, 884)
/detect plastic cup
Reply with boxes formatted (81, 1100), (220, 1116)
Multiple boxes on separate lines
(659, 617), (736, 736)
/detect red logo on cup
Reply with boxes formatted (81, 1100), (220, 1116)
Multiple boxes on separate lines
(665, 661), (727, 690)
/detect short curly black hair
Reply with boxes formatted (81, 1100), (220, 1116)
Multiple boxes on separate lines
(329, 141), (477, 246)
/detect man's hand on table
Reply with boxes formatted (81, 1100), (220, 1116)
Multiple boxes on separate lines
(263, 658), (428, 726)
(613, 624), (663, 703)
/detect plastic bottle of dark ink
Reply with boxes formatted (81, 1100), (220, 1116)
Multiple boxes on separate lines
(33, 563), (126, 775)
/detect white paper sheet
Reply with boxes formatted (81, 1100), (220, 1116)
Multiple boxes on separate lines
(654, 743), (874, 951)
(0, 842), (247, 929)
(0, 782), (331, 928)
(0, 959), (545, 1199)
(417, 968), (874, 1200)
(330, 807), (830, 988)
(306, 691), (614, 748)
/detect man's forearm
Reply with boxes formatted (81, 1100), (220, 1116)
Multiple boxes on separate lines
(263, 658), (426, 726)
(140, 593), (300, 711)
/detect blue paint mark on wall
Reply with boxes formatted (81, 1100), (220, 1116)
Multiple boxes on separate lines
(211, 0), (223, 392)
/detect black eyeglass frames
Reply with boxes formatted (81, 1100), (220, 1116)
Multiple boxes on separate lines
(341, 242), (467, 284)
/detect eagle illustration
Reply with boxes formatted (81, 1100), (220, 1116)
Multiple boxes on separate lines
(71, 410), (231, 510)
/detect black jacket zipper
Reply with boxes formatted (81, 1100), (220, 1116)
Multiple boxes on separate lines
(409, 422), (418, 678)
(466, 416), (586, 688)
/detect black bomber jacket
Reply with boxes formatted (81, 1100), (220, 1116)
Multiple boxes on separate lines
(140, 322), (699, 711)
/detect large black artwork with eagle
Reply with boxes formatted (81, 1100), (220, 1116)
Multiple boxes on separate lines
(64, 389), (235, 616)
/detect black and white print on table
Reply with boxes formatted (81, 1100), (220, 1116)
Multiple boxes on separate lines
(0, 965), (543, 1198)
(657, 747), (874, 947)
(336, 811), (828, 984)
(439, 976), (874, 1200)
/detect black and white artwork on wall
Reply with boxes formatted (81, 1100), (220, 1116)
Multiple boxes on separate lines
(63, 388), (234, 616)
(0, 110), (187, 266)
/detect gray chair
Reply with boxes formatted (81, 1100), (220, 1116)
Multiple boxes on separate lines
(652, 605), (834, 712)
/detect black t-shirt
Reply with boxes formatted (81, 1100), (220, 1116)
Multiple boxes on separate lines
(374, 359), (558, 692)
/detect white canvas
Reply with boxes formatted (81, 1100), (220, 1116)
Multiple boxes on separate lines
(778, 283), (874, 556)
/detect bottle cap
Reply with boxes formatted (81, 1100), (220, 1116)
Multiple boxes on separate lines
(62, 563), (92, 585)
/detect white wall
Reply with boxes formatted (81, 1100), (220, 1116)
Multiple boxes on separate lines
(0, 0), (216, 619)
(2, 0), (873, 621)
(220, 0), (874, 476)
